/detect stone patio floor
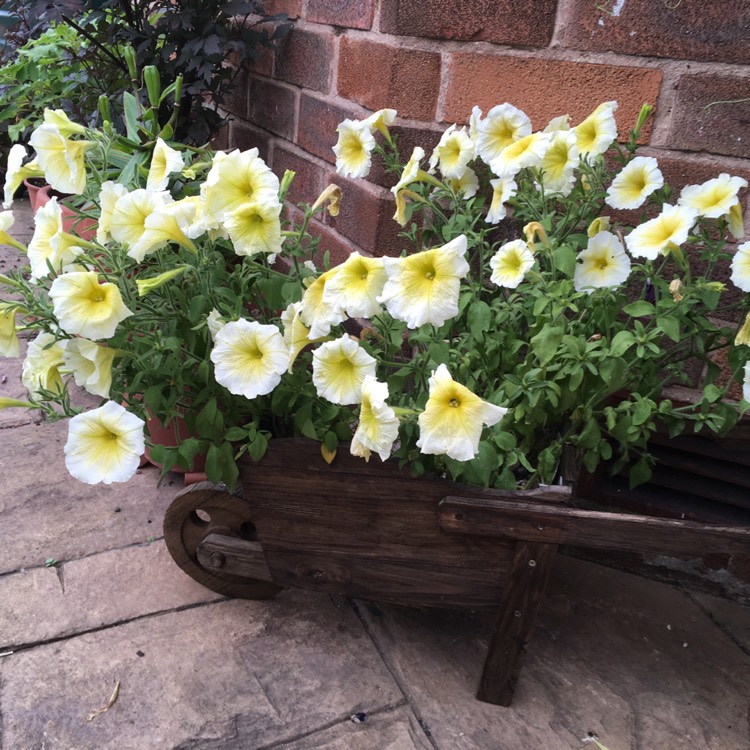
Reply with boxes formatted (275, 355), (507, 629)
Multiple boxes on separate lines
(1, 197), (749, 749)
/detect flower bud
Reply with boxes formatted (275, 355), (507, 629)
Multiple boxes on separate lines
(735, 311), (750, 346)
(143, 66), (162, 108)
(136, 266), (189, 296)
(522, 221), (550, 250)
(311, 185), (342, 217)
(669, 279), (684, 302)
(587, 216), (611, 238)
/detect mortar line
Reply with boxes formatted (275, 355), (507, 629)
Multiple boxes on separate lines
(253, 699), (410, 750)
(346, 598), (442, 750)
(685, 592), (750, 659)
(0, 597), (228, 655)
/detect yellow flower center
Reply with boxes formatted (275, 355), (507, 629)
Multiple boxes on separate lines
(449, 398), (460, 408)
(595, 257), (609, 270)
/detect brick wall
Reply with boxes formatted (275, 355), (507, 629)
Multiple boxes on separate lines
(223, 0), (750, 260)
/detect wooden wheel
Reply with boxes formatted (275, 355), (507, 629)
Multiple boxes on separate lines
(163, 481), (282, 599)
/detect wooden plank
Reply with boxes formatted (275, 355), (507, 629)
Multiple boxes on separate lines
(439, 497), (750, 557)
(476, 541), (558, 706)
(649, 444), (750, 492)
(196, 533), (275, 583)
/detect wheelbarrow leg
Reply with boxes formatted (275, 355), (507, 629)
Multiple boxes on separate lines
(477, 541), (558, 706)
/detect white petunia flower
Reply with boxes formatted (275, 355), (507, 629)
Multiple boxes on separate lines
(281, 301), (318, 372)
(203, 148), (280, 224)
(211, 319), (289, 399)
(417, 364), (507, 462)
(27, 197), (85, 279)
(224, 198), (283, 257)
(312, 335), (377, 405)
(489, 132), (549, 178)
(489, 239), (535, 289)
(575, 101), (618, 160)
(730, 241), (750, 292)
(486, 176), (517, 224)
(127, 198), (202, 261)
(429, 125), (475, 180)
(678, 173), (748, 219)
(109, 188), (173, 250)
(322, 252), (387, 319)
(29, 123), (92, 194)
(96, 181), (128, 245)
(21, 331), (65, 397)
(538, 130), (578, 196)
(206, 309), (225, 341)
(475, 103), (532, 165)
(62, 338), (118, 398)
(625, 203), (698, 260)
(147, 137), (185, 191)
(0, 302), (20, 358)
(449, 166), (479, 199)
(378, 235), (470, 329)
(3, 144), (42, 209)
(333, 119), (377, 178)
(300, 269), (347, 339)
(574, 231), (632, 293)
(64, 401), (145, 485)
(392, 146), (426, 195)
(50, 271), (133, 340)
(362, 108), (397, 140)
(606, 156), (664, 210)
(351, 376), (400, 462)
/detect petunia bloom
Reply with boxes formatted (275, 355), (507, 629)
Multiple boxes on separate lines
(21, 331), (65, 397)
(50, 271), (133, 340)
(486, 176), (517, 224)
(224, 198), (283, 257)
(429, 125), (475, 180)
(678, 173), (748, 219)
(730, 241), (750, 292)
(300, 269), (346, 339)
(281, 301), (318, 372)
(203, 148), (280, 224)
(211, 319), (289, 399)
(625, 204), (698, 260)
(109, 188), (173, 249)
(362, 108), (397, 142)
(64, 401), (145, 484)
(489, 132), (549, 178)
(62, 338), (118, 398)
(27, 197), (85, 279)
(606, 156), (664, 210)
(322, 252), (387, 319)
(489, 239), (535, 289)
(573, 231), (631, 293)
(127, 198), (202, 261)
(417, 364), (507, 462)
(537, 130), (578, 196)
(735, 312), (750, 347)
(0, 302), (20, 358)
(333, 119), (376, 179)
(3, 144), (43, 209)
(29, 123), (93, 195)
(43, 108), (87, 137)
(96, 181), (128, 245)
(312, 335), (377, 405)
(449, 167), (479, 199)
(351, 376), (400, 462)
(378, 235), (470, 329)
(575, 101), (618, 159)
(475, 103), (531, 165)
(147, 137), (185, 191)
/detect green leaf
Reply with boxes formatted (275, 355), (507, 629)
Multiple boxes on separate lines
(196, 398), (224, 440)
(494, 431), (517, 452)
(323, 430), (338, 452)
(623, 300), (655, 317)
(632, 399), (654, 426)
(224, 426), (249, 441)
(467, 300), (492, 339)
(610, 331), (635, 357)
(658, 315), (680, 342)
(248, 432), (269, 462)
(629, 456), (652, 488)
(553, 244), (577, 278)
(122, 90), (141, 141)
(702, 384), (723, 404)
(530, 325), (564, 366)
(300, 419), (318, 440)
(577, 418), (601, 449)
(598, 356), (627, 391)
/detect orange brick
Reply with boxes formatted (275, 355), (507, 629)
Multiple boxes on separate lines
(275, 26), (334, 93)
(444, 53), (662, 139)
(338, 37), (441, 121)
(308, 0), (374, 29)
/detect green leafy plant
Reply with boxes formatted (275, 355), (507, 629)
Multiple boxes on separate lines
(8, 0), (290, 144)
(1, 72), (748, 491)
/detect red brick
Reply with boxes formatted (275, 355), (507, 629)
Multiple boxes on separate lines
(444, 53), (662, 139)
(561, 0), (750, 64)
(224, 67), (249, 119)
(297, 93), (361, 165)
(264, 0), (302, 18)
(244, 44), (274, 78)
(668, 73), (750, 160)
(273, 145), (327, 205)
(324, 173), (404, 256)
(367, 123), (444, 189)
(210, 123), (230, 151)
(275, 26), (334, 93)
(380, 0), (556, 47)
(307, 0), (374, 29)
(288, 206), (357, 268)
(228, 121), (273, 163)
(338, 37), (441, 121)
(247, 77), (298, 140)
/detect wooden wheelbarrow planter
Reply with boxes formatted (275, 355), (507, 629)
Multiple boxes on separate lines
(163, 438), (750, 707)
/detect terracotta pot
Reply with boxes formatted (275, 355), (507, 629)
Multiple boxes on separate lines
(143, 409), (207, 475)
(27, 181), (97, 241)
(23, 178), (47, 213)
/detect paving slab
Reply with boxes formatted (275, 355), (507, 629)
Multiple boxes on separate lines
(357, 556), (750, 750)
(692, 591), (750, 654)
(0, 594), (403, 750)
(271, 706), (432, 750)
(0, 540), (223, 649)
(0, 419), (177, 574)
(0, 341), (43, 429)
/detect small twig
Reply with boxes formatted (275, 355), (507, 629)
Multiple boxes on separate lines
(85, 680), (121, 722)
(703, 97), (750, 114)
